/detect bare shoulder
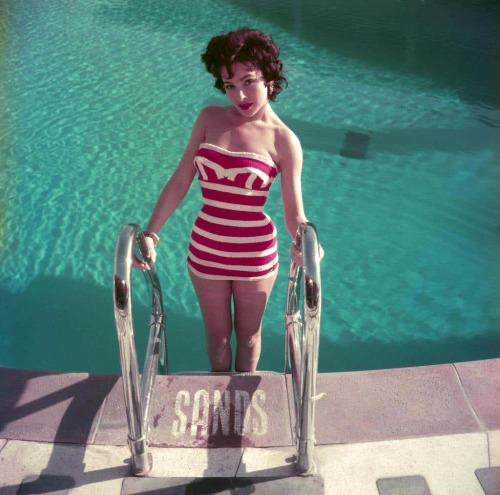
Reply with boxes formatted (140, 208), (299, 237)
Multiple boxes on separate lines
(274, 124), (303, 171)
(198, 105), (230, 122)
(187, 105), (226, 143)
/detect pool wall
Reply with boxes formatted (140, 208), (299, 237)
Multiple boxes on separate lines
(1, 359), (498, 448)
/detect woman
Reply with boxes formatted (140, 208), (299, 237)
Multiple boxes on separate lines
(135, 28), (309, 372)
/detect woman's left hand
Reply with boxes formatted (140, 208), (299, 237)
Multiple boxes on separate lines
(290, 242), (324, 266)
(132, 235), (157, 271)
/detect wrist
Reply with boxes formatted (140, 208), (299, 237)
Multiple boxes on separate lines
(140, 230), (160, 247)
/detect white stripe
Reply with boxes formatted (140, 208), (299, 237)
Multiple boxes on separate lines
(190, 238), (277, 258)
(245, 174), (257, 189)
(198, 211), (270, 228)
(202, 198), (263, 212)
(196, 157), (227, 181)
(193, 224), (276, 244)
(188, 252), (277, 272)
(188, 263), (279, 281)
(200, 180), (269, 197)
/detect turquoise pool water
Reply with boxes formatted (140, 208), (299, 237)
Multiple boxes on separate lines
(1, 0), (499, 374)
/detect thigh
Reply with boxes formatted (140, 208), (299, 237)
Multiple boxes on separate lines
(232, 272), (278, 337)
(189, 271), (233, 341)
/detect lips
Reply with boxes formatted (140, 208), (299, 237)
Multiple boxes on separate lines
(238, 102), (253, 111)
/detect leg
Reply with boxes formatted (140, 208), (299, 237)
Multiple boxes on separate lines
(189, 271), (233, 372)
(232, 271), (278, 372)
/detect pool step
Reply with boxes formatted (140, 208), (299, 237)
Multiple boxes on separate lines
(121, 474), (325, 495)
(135, 372), (293, 449)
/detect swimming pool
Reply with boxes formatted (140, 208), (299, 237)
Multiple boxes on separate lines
(1, 0), (498, 374)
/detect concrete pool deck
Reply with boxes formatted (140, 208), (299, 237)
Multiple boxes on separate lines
(0, 358), (499, 494)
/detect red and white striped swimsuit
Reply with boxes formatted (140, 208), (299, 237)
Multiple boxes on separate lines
(187, 143), (279, 281)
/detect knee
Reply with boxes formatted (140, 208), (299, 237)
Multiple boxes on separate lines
(235, 329), (261, 373)
(235, 329), (261, 350)
(207, 335), (231, 353)
(206, 333), (232, 372)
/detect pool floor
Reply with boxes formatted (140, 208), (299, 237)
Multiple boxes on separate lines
(1, 0), (499, 375)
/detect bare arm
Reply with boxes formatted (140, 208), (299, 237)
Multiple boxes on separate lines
(278, 130), (308, 239)
(134, 108), (207, 269)
(145, 108), (208, 233)
(278, 129), (325, 265)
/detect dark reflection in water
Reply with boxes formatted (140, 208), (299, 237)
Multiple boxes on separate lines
(94, 0), (499, 106)
(92, 0), (499, 107)
(228, 0), (500, 107)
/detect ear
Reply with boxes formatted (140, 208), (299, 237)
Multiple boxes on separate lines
(267, 81), (275, 96)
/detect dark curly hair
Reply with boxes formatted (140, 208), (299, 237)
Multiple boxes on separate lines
(201, 28), (288, 102)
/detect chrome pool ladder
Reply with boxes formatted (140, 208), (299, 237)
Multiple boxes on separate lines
(285, 222), (323, 475)
(113, 223), (166, 476)
(113, 222), (322, 476)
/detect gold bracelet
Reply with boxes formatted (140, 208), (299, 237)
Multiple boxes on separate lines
(141, 230), (160, 247)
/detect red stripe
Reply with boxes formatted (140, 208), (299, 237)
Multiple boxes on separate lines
(201, 206), (264, 221)
(201, 187), (267, 207)
(194, 217), (275, 238)
(189, 245), (277, 267)
(188, 258), (278, 279)
(198, 148), (276, 174)
(191, 231), (276, 253)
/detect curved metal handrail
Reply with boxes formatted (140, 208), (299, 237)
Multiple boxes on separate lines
(113, 223), (167, 476)
(285, 222), (322, 475)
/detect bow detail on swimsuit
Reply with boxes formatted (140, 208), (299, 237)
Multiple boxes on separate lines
(196, 157), (273, 188)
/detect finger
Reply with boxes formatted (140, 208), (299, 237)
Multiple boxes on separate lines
(290, 249), (303, 266)
(132, 255), (150, 271)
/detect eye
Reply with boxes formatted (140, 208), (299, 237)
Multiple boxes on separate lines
(223, 83), (234, 91)
(244, 79), (255, 86)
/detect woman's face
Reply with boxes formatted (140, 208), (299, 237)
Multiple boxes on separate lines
(220, 62), (270, 117)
